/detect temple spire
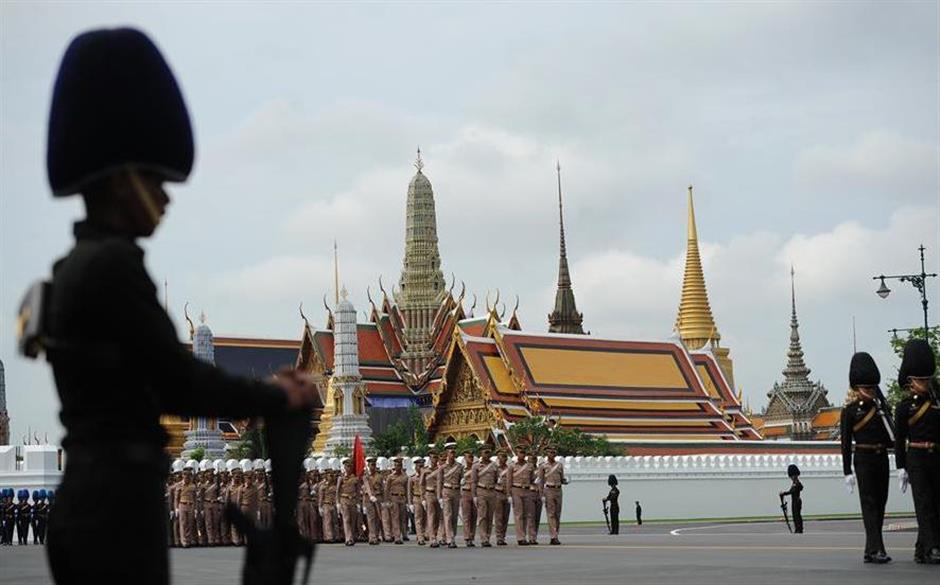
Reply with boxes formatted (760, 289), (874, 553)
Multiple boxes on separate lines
(784, 266), (811, 381)
(333, 240), (340, 305)
(675, 185), (719, 350)
(548, 161), (585, 334)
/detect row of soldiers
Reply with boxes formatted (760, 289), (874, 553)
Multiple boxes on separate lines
(163, 445), (568, 548)
(298, 445), (567, 547)
(164, 459), (274, 547)
(0, 488), (52, 545)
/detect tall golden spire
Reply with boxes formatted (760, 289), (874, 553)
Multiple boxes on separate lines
(675, 185), (720, 350)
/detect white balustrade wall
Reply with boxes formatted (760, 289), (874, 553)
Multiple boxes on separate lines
(3, 448), (917, 522)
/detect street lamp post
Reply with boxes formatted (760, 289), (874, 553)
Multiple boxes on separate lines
(873, 245), (938, 337)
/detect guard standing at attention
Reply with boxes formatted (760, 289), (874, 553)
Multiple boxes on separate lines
(15, 490), (32, 545)
(338, 459), (361, 546)
(841, 352), (893, 564)
(423, 451), (443, 548)
(472, 448), (498, 547)
(509, 451), (535, 545)
(34, 27), (318, 584)
(894, 339), (940, 564)
(176, 466), (197, 548)
(317, 469), (338, 544)
(363, 457), (383, 545)
(602, 475), (619, 534)
(779, 465), (803, 533)
(385, 457), (409, 544)
(33, 490), (49, 545)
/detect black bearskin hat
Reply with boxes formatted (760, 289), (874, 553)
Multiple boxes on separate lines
(849, 352), (880, 387)
(787, 464), (800, 478)
(47, 28), (193, 196)
(898, 339), (936, 387)
(607, 474), (618, 487)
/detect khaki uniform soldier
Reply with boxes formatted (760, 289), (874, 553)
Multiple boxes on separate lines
(177, 468), (197, 547)
(537, 447), (568, 545)
(194, 469), (207, 546)
(228, 468), (243, 545)
(256, 464), (273, 530)
(168, 470), (182, 547)
(297, 477), (309, 539)
(363, 458), (383, 544)
(473, 448), (498, 547)
(509, 453), (536, 545)
(408, 458), (427, 545)
(318, 470), (339, 543)
(422, 452), (443, 547)
(441, 448), (464, 548)
(460, 451), (478, 546)
(528, 453), (543, 543)
(338, 460), (361, 546)
(308, 470), (322, 542)
(385, 457), (409, 544)
(220, 464), (236, 545)
(203, 470), (220, 546)
(494, 450), (511, 546)
(379, 469), (394, 542)
(238, 468), (259, 535)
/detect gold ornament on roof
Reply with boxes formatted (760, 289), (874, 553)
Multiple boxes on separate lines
(675, 184), (720, 350)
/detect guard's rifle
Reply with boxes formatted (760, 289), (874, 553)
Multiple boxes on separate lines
(226, 410), (315, 585)
(602, 501), (611, 535)
(873, 386), (896, 444)
(779, 494), (792, 533)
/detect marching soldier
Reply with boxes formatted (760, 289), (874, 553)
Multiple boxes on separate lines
(237, 460), (259, 540)
(229, 466), (245, 545)
(362, 457), (383, 544)
(306, 469), (322, 543)
(528, 451), (543, 544)
(460, 450), (477, 547)
(317, 469), (337, 543)
(169, 465), (183, 547)
(257, 462), (273, 530)
(33, 490), (49, 545)
(338, 459), (361, 546)
(0, 489), (12, 545)
(894, 339), (940, 564)
(379, 467), (394, 542)
(202, 462), (220, 546)
(440, 446), (464, 548)
(423, 451), (443, 548)
(221, 461), (238, 546)
(494, 449), (511, 546)
(779, 465), (803, 533)
(194, 462), (208, 546)
(177, 466), (197, 548)
(408, 458), (427, 545)
(472, 448), (498, 547)
(841, 352), (892, 563)
(510, 451), (535, 546)
(385, 457), (409, 544)
(537, 446), (568, 545)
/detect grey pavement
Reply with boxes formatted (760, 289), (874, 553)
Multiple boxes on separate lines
(0, 519), (933, 585)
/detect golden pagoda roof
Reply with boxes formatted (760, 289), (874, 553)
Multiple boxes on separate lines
(675, 185), (720, 350)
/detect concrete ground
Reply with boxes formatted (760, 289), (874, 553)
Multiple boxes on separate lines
(0, 519), (933, 585)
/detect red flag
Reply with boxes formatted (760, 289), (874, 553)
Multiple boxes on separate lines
(353, 434), (366, 477)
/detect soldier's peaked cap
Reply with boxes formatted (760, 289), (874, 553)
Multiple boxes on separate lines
(849, 352), (880, 387)
(47, 27), (194, 197)
(899, 339), (936, 383)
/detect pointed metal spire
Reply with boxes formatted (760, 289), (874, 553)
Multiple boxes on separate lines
(675, 184), (720, 349)
(548, 160), (585, 334)
(334, 239), (340, 305)
(415, 147), (424, 172)
(784, 266), (810, 381)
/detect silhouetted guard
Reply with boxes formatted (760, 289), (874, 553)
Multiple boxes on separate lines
(226, 410), (315, 585)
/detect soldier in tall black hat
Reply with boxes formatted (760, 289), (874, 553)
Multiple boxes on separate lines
(841, 352), (893, 563)
(894, 339), (940, 564)
(779, 464), (804, 533)
(33, 28), (319, 584)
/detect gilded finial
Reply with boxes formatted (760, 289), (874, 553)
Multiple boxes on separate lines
(415, 147), (424, 172)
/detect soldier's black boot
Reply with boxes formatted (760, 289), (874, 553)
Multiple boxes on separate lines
(448, 541), (457, 549)
(517, 540), (528, 546)
(871, 551), (891, 564)
(550, 538), (561, 545)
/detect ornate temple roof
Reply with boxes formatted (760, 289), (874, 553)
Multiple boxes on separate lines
(427, 319), (760, 443)
(675, 185), (720, 350)
(547, 162), (585, 335)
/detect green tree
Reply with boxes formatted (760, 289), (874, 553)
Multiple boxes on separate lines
(885, 327), (940, 409)
(189, 447), (206, 462)
(505, 416), (623, 456)
(229, 426), (267, 460)
(368, 405), (432, 457)
(332, 444), (351, 458)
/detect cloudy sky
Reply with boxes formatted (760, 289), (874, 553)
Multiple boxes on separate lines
(1, 2), (937, 444)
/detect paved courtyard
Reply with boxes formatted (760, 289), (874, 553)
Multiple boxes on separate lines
(0, 519), (931, 585)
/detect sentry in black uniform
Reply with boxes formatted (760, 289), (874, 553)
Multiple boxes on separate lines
(841, 352), (893, 564)
(894, 339), (940, 564)
(22, 28), (318, 585)
(780, 464), (803, 533)
(602, 475), (619, 534)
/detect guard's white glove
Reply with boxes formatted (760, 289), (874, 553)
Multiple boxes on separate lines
(335, 504), (342, 514)
(473, 497), (479, 507)
(438, 499), (444, 508)
(370, 496), (377, 503)
(844, 474), (856, 494)
(408, 504), (415, 513)
(318, 506), (324, 515)
(898, 469), (909, 494)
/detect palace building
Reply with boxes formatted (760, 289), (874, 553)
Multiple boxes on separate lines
(162, 152), (788, 457)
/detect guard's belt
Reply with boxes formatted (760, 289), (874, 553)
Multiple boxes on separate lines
(908, 441), (937, 450)
(443, 483), (459, 489)
(424, 488), (437, 493)
(545, 483), (562, 488)
(477, 483), (495, 490)
(854, 443), (887, 451)
(512, 483), (529, 488)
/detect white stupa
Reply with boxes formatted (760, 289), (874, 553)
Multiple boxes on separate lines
(322, 287), (373, 455)
(181, 313), (227, 459)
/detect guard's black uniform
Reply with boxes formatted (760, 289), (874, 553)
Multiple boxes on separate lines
(38, 28), (290, 585)
(635, 501), (642, 526)
(32, 499), (49, 544)
(841, 395), (892, 560)
(781, 476), (804, 533)
(603, 484), (619, 534)
(895, 389), (940, 562)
